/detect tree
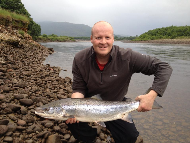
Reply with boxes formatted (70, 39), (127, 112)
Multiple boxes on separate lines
(28, 20), (41, 40)
(0, 0), (41, 40)
(0, 0), (30, 17)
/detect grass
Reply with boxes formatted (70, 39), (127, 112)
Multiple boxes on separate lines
(0, 8), (29, 23)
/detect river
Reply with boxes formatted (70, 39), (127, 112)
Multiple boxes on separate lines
(41, 41), (190, 143)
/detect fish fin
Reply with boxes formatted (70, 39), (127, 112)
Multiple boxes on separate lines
(152, 100), (163, 109)
(96, 121), (106, 127)
(91, 94), (102, 100)
(121, 113), (133, 123)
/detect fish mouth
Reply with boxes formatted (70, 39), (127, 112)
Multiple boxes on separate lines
(35, 107), (44, 114)
(35, 107), (48, 117)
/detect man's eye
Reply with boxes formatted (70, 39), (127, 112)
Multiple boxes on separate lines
(106, 37), (110, 39)
(96, 37), (101, 40)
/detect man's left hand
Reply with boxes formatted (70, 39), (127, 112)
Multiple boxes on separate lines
(135, 90), (157, 112)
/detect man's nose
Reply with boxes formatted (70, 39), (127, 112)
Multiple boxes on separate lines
(100, 38), (106, 44)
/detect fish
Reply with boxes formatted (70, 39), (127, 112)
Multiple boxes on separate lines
(35, 95), (162, 127)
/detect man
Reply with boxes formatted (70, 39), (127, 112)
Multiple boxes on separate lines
(66, 21), (172, 143)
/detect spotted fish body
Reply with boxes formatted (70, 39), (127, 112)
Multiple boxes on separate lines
(35, 98), (140, 126)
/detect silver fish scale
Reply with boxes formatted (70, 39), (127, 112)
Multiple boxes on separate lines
(35, 98), (140, 122)
(59, 98), (139, 122)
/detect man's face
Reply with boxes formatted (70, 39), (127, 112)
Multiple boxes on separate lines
(91, 22), (114, 57)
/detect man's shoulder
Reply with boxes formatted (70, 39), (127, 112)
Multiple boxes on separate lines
(112, 45), (133, 60)
(74, 47), (92, 63)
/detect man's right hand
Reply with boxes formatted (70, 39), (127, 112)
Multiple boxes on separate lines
(65, 92), (84, 124)
(66, 117), (79, 124)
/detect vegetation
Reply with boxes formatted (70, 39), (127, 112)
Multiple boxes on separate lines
(0, 8), (29, 22)
(37, 34), (75, 42)
(73, 37), (90, 40)
(0, 0), (41, 39)
(133, 26), (190, 41)
(114, 35), (137, 41)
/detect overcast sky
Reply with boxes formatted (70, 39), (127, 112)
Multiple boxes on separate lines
(21, 0), (190, 36)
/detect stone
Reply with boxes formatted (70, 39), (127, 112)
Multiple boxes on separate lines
(46, 134), (62, 143)
(3, 136), (13, 142)
(0, 119), (9, 125)
(7, 123), (17, 132)
(13, 94), (24, 99)
(7, 103), (21, 111)
(17, 119), (26, 126)
(0, 125), (8, 135)
(19, 99), (33, 106)
(63, 134), (70, 140)
(0, 94), (5, 100)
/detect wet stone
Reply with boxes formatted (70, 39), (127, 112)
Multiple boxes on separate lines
(0, 94), (5, 100)
(7, 103), (21, 111)
(20, 106), (28, 115)
(46, 134), (62, 143)
(0, 125), (8, 135)
(3, 136), (13, 142)
(22, 114), (35, 123)
(7, 123), (17, 132)
(17, 119), (26, 126)
(63, 134), (70, 140)
(0, 119), (9, 125)
(19, 99), (33, 106)
(13, 94), (24, 99)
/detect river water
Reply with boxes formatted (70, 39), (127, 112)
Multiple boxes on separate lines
(41, 41), (190, 143)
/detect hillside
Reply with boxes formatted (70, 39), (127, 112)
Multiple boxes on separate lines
(38, 21), (92, 37)
(133, 25), (190, 41)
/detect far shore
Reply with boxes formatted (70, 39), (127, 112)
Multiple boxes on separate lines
(37, 38), (190, 45)
(122, 39), (190, 44)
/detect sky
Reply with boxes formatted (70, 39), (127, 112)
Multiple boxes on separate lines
(21, 0), (190, 36)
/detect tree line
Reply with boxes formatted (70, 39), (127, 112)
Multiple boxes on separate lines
(134, 25), (190, 41)
(37, 34), (75, 42)
(0, 0), (41, 39)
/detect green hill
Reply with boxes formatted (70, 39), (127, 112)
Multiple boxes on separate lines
(38, 21), (92, 37)
(134, 25), (190, 41)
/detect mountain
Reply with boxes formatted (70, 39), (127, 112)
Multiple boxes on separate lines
(38, 21), (92, 37)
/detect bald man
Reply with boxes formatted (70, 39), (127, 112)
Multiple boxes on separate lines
(66, 21), (172, 143)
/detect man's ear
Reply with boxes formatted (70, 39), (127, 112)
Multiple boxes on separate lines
(90, 35), (93, 43)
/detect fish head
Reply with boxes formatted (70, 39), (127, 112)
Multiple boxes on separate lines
(35, 105), (69, 120)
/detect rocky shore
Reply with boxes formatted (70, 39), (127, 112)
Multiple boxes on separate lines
(0, 25), (114, 143)
(122, 39), (190, 44)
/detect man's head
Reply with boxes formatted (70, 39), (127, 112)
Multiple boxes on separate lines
(91, 21), (114, 58)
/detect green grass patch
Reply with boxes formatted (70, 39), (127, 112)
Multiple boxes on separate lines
(0, 8), (29, 23)
(38, 34), (75, 42)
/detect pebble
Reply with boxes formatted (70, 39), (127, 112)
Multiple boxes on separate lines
(0, 125), (8, 135)
(63, 134), (70, 140)
(17, 119), (26, 126)
(7, 104), (21, 111)
(0, 94), (5, 100)
(0, 119), (9, 125)
(3, 136), (13, 142)
(19, 99), (34, 106)
(46, 134), (62, 143)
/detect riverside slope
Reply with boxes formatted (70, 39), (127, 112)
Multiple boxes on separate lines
(0, 25), (117, 143)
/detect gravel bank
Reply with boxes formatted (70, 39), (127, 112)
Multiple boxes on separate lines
(0, 25), (114, 143)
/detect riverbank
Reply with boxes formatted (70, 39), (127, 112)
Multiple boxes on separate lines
(122, 39), (190, 44)
(0, 24), (114, 143)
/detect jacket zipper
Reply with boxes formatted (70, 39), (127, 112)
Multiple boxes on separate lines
(100, 71), (103, 84)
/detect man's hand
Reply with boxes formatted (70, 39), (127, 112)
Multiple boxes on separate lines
(66, 118), (79, 124)
(65, 92), (84, 124)
(135, 90), (157, 112)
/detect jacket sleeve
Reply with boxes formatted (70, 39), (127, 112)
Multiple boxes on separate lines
(130, 50), (173, 96)
(72, 57), (87, 96)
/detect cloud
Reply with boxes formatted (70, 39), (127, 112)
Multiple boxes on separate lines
(21, 0), (190, 36)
